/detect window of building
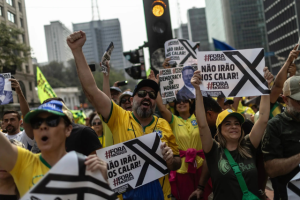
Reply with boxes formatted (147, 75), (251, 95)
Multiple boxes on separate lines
(0, 7), (2, 16)
(29, 81), (32, 91)
(6, 0), (13, 7)
(7, 11), (15, 23)
(18, 2), (22, 12)
(25, 65), (30, 73)
(21, 34), (25, 43)
(20, 18), (23, 27)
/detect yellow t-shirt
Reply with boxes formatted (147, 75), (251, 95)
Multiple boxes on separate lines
(103, 101), (179, 200)
(10, 147), (51, 197)
(169, 114), (204, 174)
(101, 116), (114, 147)
(98, 135), (105, 148)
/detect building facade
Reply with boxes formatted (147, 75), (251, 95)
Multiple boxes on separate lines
(44, 21), (73, 65)
(174, 23), (190, 40)
(0, 0), (39, 107)
(187, 7), (210, 51)
(53, 87), (80, 110)
(263, 0), (300, 74)
(73, 19), (125, 71)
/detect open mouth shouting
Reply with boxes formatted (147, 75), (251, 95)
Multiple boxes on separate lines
(141, 100), (151, 109)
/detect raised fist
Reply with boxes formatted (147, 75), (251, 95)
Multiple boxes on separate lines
(66, 31), (86, 51)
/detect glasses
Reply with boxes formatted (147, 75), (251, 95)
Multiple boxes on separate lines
(175, 100), (189, 104)
(92, 122), (102, 126)
(137, 90), (156, 100)
(287, 96), (300, 105)
(121, 97), (131, 104)
(31, 115), (62, 129)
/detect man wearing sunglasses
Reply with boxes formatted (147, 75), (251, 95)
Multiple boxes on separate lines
(262, 76), (300, 200)
(67, 31), (181, 200)
(0, 100), (108, 198)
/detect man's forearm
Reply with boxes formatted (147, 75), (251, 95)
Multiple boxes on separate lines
(167, 157), (181, 171)
(265, 153), (300, 178)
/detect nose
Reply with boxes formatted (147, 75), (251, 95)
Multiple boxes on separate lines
(39, 121), (49, 130)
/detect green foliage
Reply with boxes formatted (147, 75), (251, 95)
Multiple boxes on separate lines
(0, 23), (31, 70)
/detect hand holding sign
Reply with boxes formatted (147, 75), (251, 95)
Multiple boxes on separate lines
(287, 44), (300, 64)
(161, 142), (173, 165)
(162, 58), (171, 69)
(263, 67), (274, 87)
(190, 70), (202, 90)
(148, 70), (159, 84)
(85, 154), (108, 181)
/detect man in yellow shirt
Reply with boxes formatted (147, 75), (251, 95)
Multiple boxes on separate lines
(67, 30), (181, 200)
(0, 100), (108, 197)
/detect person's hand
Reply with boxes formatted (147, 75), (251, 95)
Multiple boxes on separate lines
(105, 61), (111, 74)
(66, 31), (86, 51)
(287, 45), (300, 63)
(162, 58), (171, 69)
(288, 63), (297, 76)
(148, 70), (159, 84)
(9, 79), (21, 94)
(188, 188), (203, 200)
(263, 67), (274, 87)
(85, 155), (108, 182)
(113, 81), (119, 87)
(161, 142), (173, 165)
(191, 70), (202, 90)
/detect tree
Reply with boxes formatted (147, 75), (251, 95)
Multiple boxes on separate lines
(0, 23), (31, 71)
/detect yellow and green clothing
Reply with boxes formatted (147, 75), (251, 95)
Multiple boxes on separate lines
(98, 135), (105, 147)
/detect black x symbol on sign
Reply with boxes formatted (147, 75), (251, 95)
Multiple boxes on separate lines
(31, 153), (117, 200)
(123, 133), (168, 187)
(223, 49), (270, 96)
(288, 182), (300, 197)
(178, 39), (199, 65)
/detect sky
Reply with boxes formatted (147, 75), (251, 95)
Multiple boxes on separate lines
(25, 0), (205, 63)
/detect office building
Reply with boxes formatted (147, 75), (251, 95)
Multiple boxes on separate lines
(263, 0), (300, 74)
(187, 7), (210, 51)
(44, 21), (73, 64)
(174, 23), (189, 40)
(73, 19), (125, 71)
(0, 0), (39, 106)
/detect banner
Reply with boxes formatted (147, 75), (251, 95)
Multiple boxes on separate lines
(71, 110), (87, 125)
(165, 39), (199, 67)
(287, 168), (300, 200)
(101, 42), (114, 75)
(197, 48), (270, 97)
(21, 151), (117, 200)
(96, 132), (168, 194)
(0, 73), (13, 105)
(36, 67), (57, 104)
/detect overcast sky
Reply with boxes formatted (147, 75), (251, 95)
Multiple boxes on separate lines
(25, 0), (205, 63)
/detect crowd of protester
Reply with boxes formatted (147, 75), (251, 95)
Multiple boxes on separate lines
(0, 30), (300, 200)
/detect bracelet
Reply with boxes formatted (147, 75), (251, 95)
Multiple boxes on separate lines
(197, 184), (205, 191)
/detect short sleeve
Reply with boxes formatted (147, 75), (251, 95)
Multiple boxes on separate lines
(104, 101), (126, 134)
(10, 147), (34, 180)
(20, 131), (34, 150)
(159, 119), (179, 156)
(80, 127), (102, 155)
(261, 119), (282, 161)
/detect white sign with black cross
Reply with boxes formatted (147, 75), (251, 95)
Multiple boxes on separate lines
(287, 167), (300, 200)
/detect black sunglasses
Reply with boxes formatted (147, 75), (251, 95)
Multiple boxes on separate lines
(93, 122), (102, 126)
(121, 97), (131, 104)
(31, 115), (62, 129)
(175, 99), (189, 104)
(137, 90), (156, 99)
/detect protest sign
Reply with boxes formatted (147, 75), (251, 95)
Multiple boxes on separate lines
(101, 42), (114, 75)
(36, 67), (57, 103)
(159, 66), (198, 104)
(197, 48), (270, 97)
(287, 168), (300, 200)
(165, 39), (199, 67)
(21, 151), (117, 200)
(96, 132), (168, 194)
(0, 73), (13, 105)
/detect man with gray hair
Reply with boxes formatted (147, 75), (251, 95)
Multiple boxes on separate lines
(262, 76), (300, 200)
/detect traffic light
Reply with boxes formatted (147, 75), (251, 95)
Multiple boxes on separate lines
(143, 0), (172, 73)
(123, 47), (146, 80)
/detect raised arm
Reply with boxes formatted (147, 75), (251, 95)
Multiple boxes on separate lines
(10, 79), (33, 139)
(148, 70), (172, 123)
(192, 71), (213, 153)
(270, 45), (300, 103)
(249, 67), (273, 148)
(0, 133), (18, 172)
(67, 31), (111, 119)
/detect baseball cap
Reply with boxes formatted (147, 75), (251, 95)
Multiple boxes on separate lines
(216, 109), (244, 128)
(283, 76), (300, 101)
(119, 91), (133, 105)
(132, 79), (159, 97)
(110, 87), (122, 93)
(224, 98), (234, 105)
(24, 100), (73, 124)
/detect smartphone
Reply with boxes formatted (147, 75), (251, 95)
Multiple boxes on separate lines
(88, 64), (96, 72)
(117, 81), (128, 87)
(11, 75), (15, 91)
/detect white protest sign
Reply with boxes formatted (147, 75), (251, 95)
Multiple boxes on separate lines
(287, 168), (300, 200)
(21, 151), (117, 200)
(159, 66), (198, 104)
(197, 48), (270, 97)
(101, 42), (114, 75)
(0, 73), (13, 105)
(165, 39), (199, 67)
(96, 132), (168, 194)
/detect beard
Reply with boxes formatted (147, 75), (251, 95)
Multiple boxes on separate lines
(287, 104), (300, 121)
(132, 99), (156, 118)
(6, 125), (17, 134)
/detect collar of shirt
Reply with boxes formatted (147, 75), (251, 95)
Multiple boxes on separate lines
(186, 85), (195, 94)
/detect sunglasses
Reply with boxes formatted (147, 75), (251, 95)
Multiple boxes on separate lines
(137, 90), (156, 100)
(287, 96), (300, 105)
(175, 100), (189, 104)
(93, 122), (102, 126)
(121, 97), (131, 104)
(31, 115), (62, 129)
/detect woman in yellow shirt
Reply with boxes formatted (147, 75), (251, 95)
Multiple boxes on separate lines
(0, 100), (108, 198)
(91, 114), (105, 147)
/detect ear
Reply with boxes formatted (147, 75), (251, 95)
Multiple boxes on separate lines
(282, 95), (289, 104)
(65, 124), (72, 138)
(130, 97), (134, 105)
